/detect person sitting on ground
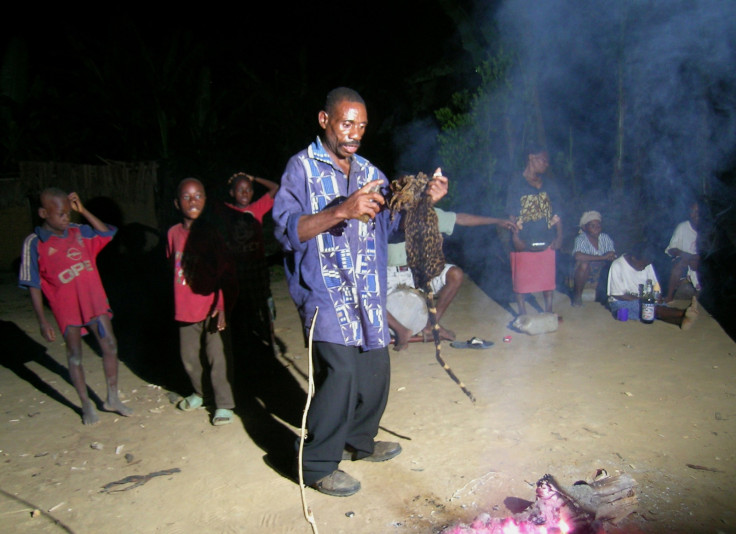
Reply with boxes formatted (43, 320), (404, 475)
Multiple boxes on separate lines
(387, 208), (514, 351)
(506, 147), (563, 315)
(606, 241), (698, 330)
(18, 188), (134, 424)
(664, 199), (701, 302)
(571, 210), (616, 307)
(167, 178), (237, 426)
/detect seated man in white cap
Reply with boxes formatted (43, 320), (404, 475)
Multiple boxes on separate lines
(571, 210), (616, 306)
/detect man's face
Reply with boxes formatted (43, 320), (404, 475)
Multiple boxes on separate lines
(529, 152), (549, 174)
(40, 195), (71, 235)
(230, 178), (254, 207)
(175, 180), (206, 224)
(689, 202), (699, 229)
(319, 100), (368, 162)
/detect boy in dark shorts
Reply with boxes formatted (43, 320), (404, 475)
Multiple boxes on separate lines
(19, 188), (133, 424)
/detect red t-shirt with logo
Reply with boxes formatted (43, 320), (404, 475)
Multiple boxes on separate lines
(18, 224), (115, 335)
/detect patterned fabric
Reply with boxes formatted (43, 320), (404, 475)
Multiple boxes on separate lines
(273, 136), (393, 349)
(387, 207), (456, 267)
(506, 177), (561, 246)
(572, 232), (615, 256)
(519, 192), (552, 226)
(19, 223), (115, 335)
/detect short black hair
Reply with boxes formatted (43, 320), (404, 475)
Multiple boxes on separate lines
(324, 87), (365, 114)
(40, 187), (68, 204)
(628, 240), (657, 263)
(176, 177), (205, 197)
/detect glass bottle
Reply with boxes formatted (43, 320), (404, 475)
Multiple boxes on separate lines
(640, 279), (655, 324)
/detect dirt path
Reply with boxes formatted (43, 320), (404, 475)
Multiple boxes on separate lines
(1, 269), (735, 533)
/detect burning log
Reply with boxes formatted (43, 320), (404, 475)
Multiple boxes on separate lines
(443, 471), (637, 533)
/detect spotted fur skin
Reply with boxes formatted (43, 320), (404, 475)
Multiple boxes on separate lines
(389, 173), (476, 404)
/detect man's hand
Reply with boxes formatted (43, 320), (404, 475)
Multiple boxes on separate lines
(335, 179), (385, 221)
(428, 167), (448, 204)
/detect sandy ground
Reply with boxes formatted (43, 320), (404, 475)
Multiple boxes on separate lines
(1, 267), (735, 534)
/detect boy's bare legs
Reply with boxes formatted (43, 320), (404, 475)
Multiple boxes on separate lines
(91, 314), (133, 417)
(665, 258), (687, 302)
(64, 326), (99, 425)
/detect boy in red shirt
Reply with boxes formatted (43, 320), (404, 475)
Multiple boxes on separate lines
(167, 178), (236, 426)
(19, 188), (133, 424)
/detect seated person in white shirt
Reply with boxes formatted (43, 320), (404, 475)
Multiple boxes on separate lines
(607, 241), (698, 330)
(387, 208), (513, 351)
(664, 199), (701, 302)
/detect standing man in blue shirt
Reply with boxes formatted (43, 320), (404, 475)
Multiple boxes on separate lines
(273, 87), (447, 496)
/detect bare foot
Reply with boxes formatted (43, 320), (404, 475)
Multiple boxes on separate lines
(681, 297), (699, 331)
(422, 325), (456, 342)
(82, 400), (100, 425)
(104, 397), (134, 416)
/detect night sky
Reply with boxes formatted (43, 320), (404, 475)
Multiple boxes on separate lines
(2, 2), (487, 181)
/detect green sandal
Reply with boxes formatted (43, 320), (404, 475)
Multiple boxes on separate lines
(212, 408), (234, 426)
(177, 394), (203, 412)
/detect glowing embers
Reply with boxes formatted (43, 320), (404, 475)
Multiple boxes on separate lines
(442, 472), (637, 534)
(445, 511), (573, 534)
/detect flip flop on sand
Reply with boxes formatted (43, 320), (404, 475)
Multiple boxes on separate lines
(177, 394), (203, 411)
(450, 337), (494, 349)
(212, 408), (234, 426)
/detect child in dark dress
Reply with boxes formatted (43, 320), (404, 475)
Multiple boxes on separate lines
(220, 172), (279, 355)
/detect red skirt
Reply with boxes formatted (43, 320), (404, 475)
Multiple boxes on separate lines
(510, 248), (556, 294)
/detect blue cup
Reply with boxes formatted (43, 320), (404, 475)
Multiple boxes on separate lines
(617, 308), (629, 321)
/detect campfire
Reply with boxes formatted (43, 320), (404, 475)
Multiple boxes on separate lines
(442, 471), (637, 534)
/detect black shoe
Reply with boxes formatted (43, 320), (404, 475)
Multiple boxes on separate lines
(342, 441), (402, 462)
(310, 469), (361, 497)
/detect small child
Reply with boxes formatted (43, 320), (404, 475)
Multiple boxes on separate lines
(219, 172), (279, 353)
(19, 188), (133, 424)
(167, 178), (236, 426)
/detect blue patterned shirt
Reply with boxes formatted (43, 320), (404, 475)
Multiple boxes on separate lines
(273, 137), (396, 349)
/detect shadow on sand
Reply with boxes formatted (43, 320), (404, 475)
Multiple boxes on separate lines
(0, 320), (101, 420)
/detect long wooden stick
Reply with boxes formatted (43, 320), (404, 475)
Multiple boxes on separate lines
(298, 307), (319, 534)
